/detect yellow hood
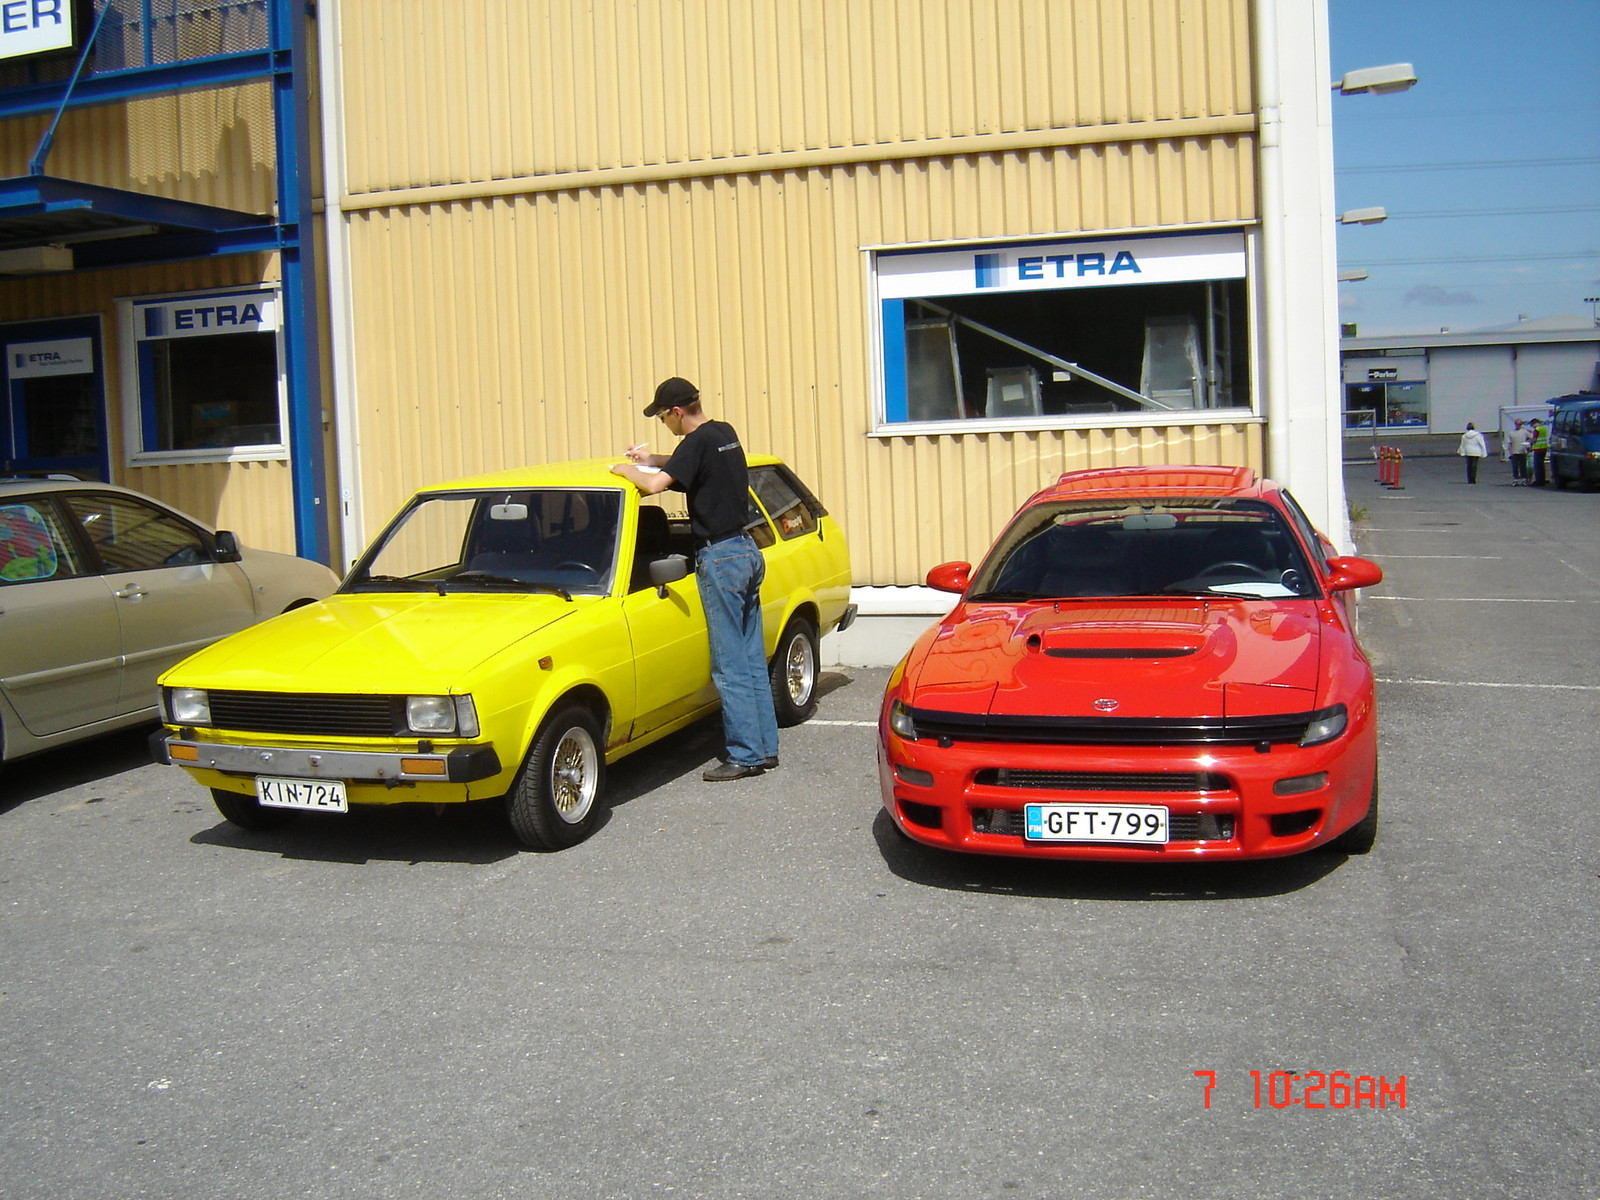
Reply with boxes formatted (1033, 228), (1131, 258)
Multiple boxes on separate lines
(161, 593), (579, 694)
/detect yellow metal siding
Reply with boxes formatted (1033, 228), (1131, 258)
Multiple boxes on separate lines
(340, 0), (1251, 193)
(0, 83), (276, 214)
(333, 0), (1261, 584)
(0, 256), (300, 554)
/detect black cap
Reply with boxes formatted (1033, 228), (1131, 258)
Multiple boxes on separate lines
(643, 376), (698, 417)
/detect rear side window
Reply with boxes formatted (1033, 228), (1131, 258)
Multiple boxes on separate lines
(0, 501), (81, 582)
(750, 465), (822, 541)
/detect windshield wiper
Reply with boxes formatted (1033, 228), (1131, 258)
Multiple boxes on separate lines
(450, 570), (572, 601)
(355, 574), (447, 595)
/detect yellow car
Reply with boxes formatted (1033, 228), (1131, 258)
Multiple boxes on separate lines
(152, 456), (854, 849)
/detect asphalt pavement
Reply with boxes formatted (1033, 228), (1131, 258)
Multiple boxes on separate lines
(0, 450), (1596, 1199)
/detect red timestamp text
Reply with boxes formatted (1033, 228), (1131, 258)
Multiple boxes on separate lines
(1193, 1070), (1406, 1109)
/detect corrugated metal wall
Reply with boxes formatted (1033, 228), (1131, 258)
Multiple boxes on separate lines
(0, 81), (276, 212)
(333, 0), (1261, 582)
(0, 80), (298, 552)
(0, 254), (298, 546)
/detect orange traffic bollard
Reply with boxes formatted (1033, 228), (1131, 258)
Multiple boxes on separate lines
(1376, 446), (1404, 489)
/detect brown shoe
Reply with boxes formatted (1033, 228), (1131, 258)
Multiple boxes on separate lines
(703, 761), (765, 782)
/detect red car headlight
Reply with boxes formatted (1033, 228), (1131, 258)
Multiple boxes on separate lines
(1299, 705), (1348, 747)
(888, 699), (918, 740)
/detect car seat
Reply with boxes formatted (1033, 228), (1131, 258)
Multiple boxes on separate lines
(466, 509), (541, 577)
(1039, 525), (1134, 597)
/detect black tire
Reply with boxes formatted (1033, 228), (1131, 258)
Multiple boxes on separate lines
(769, 616), (820, 726)
(506, 705), (607, 850)
(211, 786), (293, 831)
(1327, 772), (1378, 855)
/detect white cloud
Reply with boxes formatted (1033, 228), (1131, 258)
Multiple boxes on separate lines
(1403, 284), (1480, 308)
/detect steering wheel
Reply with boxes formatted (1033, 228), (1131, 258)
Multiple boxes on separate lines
(1198, 560), (1261, 577)
(555, 560), (597, 576)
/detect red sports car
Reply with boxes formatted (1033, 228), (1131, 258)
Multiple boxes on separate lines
(878, 466), (1383, 862)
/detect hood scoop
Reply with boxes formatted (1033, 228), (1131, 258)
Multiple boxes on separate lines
(1036, 639), (1200, 660)
(1027, 623), (1206, 660)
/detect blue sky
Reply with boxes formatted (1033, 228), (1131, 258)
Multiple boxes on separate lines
(1328, 0), (1600, 337)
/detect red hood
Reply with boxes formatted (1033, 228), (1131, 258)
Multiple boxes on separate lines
(907, 600), (1323, 719)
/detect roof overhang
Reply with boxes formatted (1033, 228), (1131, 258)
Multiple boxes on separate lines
(0, 175), (278, 274)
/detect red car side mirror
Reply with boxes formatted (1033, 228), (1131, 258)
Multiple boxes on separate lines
(925, 561), (972, 594)
(1325, 555), (1383, 593)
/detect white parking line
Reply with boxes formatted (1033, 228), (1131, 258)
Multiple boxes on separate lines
(808, 719), (877, 728)
(1378, 677), (1600, 692)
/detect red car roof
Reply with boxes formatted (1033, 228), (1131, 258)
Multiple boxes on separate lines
(1037, 465), (1263, 503)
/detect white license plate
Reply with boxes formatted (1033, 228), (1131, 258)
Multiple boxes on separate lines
(257, 776), (348, 813)
(1024, 802), (1169, 843)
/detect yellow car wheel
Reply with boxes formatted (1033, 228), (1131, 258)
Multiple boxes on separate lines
(507, 705), (608, 850)
(769, 616), (819, 727)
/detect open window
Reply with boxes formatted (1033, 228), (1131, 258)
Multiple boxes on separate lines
(876, 231), (1252, 429)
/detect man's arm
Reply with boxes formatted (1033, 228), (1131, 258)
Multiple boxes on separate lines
(611, 461), (676, 494)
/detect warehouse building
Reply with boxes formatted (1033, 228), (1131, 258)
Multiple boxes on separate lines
(0, 1), (1354, 663)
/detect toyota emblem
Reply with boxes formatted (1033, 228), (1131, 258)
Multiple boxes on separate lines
(1093, 698), (1119, 712)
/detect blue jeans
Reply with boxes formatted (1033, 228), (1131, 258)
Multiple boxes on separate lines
(696, 534), (779, 767)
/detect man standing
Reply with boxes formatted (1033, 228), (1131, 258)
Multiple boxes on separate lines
(1529, 418), (1550, 487)
(611, 377), (779, 781)
(1504, 418), (1531, 485)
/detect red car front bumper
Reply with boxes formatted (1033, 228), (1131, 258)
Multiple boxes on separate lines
(877, 698), (1376, 862)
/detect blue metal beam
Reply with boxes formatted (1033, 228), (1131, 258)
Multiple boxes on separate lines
(0, 175), (273, 232)
(269, 0), (329, 564)
(0, 51), (279, 120)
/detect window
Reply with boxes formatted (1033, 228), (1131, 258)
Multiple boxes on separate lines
(127, 289), (285, 461)
(349, 489), (623, 597)
(970, 498), (1316, 601)
(60, 492), (208, 571)
(875, 231), (1251, 429)
(0, 501), (81, 582)
(1342, 351), (1428, 430)
(750, 464), (821, 541)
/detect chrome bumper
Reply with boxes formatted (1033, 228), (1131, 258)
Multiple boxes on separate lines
(151, 731), (502, 785)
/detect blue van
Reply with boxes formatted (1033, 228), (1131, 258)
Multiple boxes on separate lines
(1549, 393), (1600, 491)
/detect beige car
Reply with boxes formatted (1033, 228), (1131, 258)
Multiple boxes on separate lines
(0, 478), (338, 768)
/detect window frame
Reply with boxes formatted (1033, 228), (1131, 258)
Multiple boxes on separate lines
(120, 286), (289, 466)
(867, 226), (1260, 437)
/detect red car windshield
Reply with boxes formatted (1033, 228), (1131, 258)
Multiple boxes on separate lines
(967, 498), (1318, 601)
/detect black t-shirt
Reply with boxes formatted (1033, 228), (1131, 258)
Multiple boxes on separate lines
(663, 419), (750, 541)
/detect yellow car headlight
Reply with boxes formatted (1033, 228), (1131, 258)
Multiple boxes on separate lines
(165, 687), (212, 726)
(405, 695), (479, 737)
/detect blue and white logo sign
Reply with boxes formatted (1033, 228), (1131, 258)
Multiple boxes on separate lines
(137, 293), (278, 341)
(878, 232), (1246, 300)
(0, 0), (76, 62)
(8, 337), (92, 379)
